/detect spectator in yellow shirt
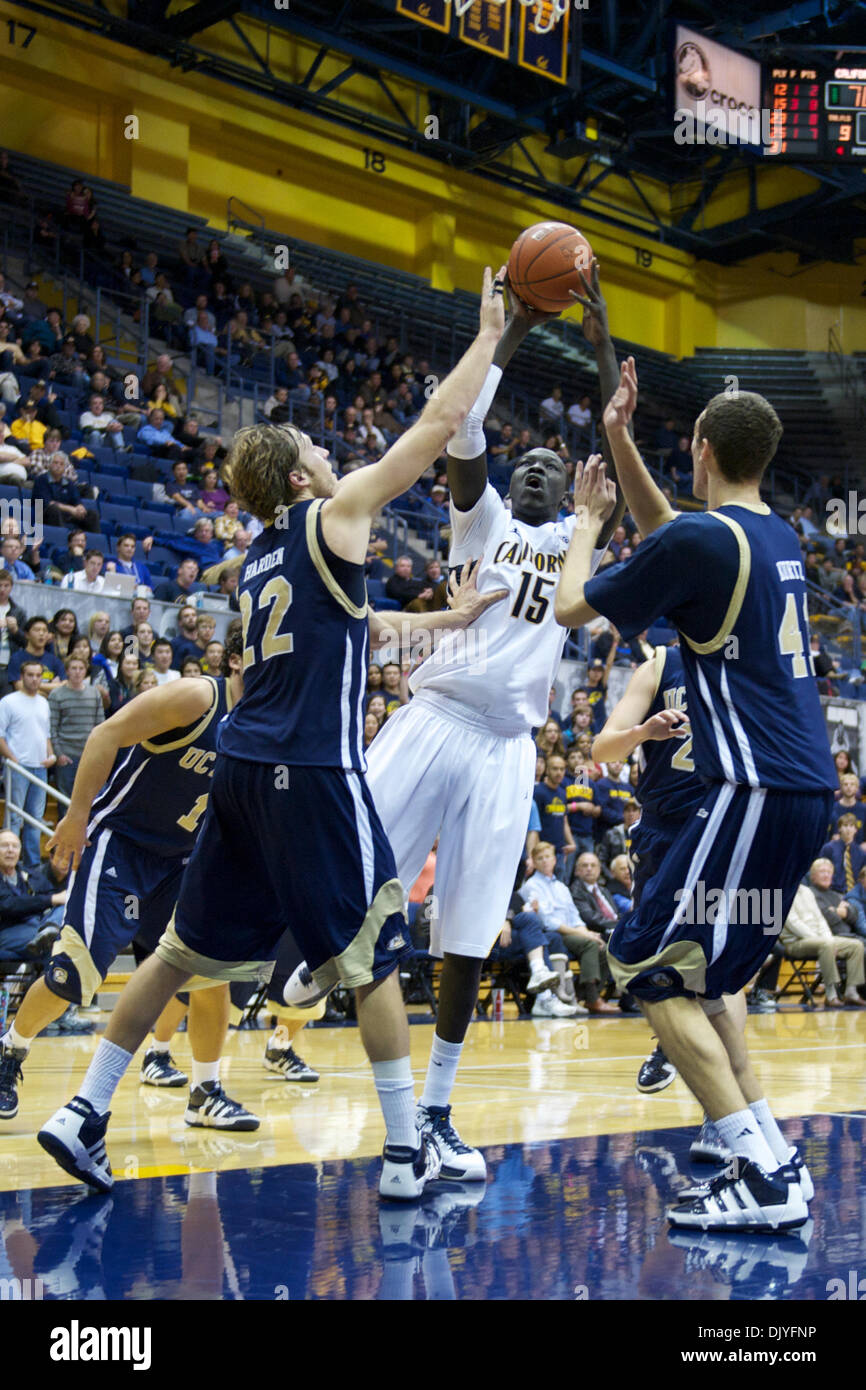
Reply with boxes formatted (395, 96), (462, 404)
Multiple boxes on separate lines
(9, 401), (46, 451)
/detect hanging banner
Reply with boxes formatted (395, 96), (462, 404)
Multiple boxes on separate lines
(395, 0), (450, 34)
(517, 0), (570, 85)
(459, 0), (512, 60)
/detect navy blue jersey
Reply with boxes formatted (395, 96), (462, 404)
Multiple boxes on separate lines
(87, 677), (228, 858)
(220, 500), (369, 770)
(533, 780), (569, 850)
(635, 647), (705, 822)
(585, 505), (836, 793)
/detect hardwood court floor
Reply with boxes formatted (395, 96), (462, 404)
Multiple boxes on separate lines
(2, 1006), (864, 1195)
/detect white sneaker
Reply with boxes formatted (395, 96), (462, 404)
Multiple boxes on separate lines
(532, 989), (580, 1018)
(416, 1103), (486, 1182)
(37, 1097), (114, 1193)
(667, 1159), (808, 1233)
(379, 1134), (441, 1200)
(526, 962), (560, 995)
(787, 1145), (814, 1202)
(282, 961), (335, 1009)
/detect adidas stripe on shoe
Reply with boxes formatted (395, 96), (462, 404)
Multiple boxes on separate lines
(37, 1097), (114, 1193)
(184, 1082), (260, 1131)
(666, 1158), (808, 1234)
(379, 1135), (442, 1201)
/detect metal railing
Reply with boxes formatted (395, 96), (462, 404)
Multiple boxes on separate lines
(2, 757), (71, 853)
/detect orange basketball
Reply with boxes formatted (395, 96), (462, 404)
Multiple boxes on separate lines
(507, 221), (594, 313)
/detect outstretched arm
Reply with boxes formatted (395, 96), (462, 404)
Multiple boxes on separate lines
(555, 456), (617, 629)
(322, 267), (506, 561)
(603, 358), (677, 537)
(46, 677), (215, 873)
(572, 258), (626, 548)
(368, 559), (507, 650)
(592, 655), (688, 764)
(447, 290), (559, 512)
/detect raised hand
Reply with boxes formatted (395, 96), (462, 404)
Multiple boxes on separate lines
(573, 454), (617, 530)
(505, 273), (561, 327)
(603, 356), (638, 434)
(570, 256), (609, 346)
(479, 265), (508, 339)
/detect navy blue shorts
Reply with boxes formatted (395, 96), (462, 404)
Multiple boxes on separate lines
(158, 757), (409, 991)
(45, 827), (186, 1006)
(608, 783), (834, 1002)
(627, 810), (682, 911)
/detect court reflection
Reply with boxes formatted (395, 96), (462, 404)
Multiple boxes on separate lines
(1, 1114), (863, 1300)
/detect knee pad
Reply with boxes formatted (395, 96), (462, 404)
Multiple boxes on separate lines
(43, 952), (86, 1005)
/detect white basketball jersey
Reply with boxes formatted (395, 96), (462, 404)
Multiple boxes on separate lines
(410, 484), (606, 731)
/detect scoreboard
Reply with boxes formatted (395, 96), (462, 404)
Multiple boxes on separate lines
(765, 64), (866, 160)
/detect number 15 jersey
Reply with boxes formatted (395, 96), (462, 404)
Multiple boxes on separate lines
(410, 484), (607, 732)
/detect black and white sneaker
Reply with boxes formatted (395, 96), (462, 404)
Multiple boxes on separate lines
(379, 1134), (442, 1200)
(184, 1082), (260, 1131)
(0, 1042), (25, 1120)
(636, 1044), (677, 1093)
(677, 1145), (815, 1205)
(666, 1159), (808, 1233)
(264, 1045), (320, 1082)
(282, 962), (335, 1009)
(416, 1103), (486, 1182)
(37, 1097), (114, 1193)
(689, 1116), (732, 1163)
(140, 1048), (188, 1088)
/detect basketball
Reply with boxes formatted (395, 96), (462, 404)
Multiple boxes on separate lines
(507, 221), (594, 313)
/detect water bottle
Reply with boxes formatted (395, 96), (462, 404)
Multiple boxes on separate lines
(492, 987), (505, 1022)
(0, 985), (9, 1036)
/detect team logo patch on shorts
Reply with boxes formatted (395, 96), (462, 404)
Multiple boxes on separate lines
(52, 967), (68, 985)
(650, 971), (673, 988)
(386, 934), (406, 950)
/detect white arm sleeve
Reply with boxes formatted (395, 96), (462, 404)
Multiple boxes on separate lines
(448, 363), (503, 461)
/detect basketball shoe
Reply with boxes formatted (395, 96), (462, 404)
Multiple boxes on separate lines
(264, 1044), (320, 1082)
(140, 1048), (188, 1087)
(636, 1043), (677, 1093)
(416, 1102), (487, 1182)
(666, 1158), (808, 1233)
(185, 1082), (260, 1131)
(675, 1145), (814, 1205)
(379, 1133), (442, 1200)
(37, 1097), (113, 1193)
(0, 1041), (25, 1120)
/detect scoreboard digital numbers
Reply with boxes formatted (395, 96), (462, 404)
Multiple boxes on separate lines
(765, 64), (866, 159)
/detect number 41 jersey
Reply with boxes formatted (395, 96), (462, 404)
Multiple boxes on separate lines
(220, 499), (370, 771)
(87, 677), (229, 857)
(410, 484), (607, 732)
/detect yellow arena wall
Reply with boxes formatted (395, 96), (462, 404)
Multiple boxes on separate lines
(1, 0), (864, 355)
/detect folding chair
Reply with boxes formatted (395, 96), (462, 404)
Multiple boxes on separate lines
(777, 953), (822, 1007)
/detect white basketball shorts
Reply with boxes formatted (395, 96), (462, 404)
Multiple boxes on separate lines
(365, 690), (537, 959)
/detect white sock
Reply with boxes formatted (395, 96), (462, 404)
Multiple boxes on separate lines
(78, 1039), (134, 1114)
(371, 1057), (417, 1149)
(191, 1059), (220, 1090)
(150, 1038), (170, 1055)
(420, 1034), (463, 1110)
(749, 1098), (791, 1164)
(2, 1024), (33, 1054)
(714, 1108), (779, 1172)
(269, 1024), (289, 1050)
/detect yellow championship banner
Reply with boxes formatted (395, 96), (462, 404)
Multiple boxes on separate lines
(395, 0), (450, 33)
(517, 0), (570, 85)
(459, 0), (512, 60)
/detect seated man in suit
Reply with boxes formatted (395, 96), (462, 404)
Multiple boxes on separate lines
(571, 851), (621, 935)
(780, 874), (865, 1009)
(820, 814), (866, 892)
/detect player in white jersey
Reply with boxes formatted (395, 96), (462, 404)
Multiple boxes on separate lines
(361, 289), (626, 1180)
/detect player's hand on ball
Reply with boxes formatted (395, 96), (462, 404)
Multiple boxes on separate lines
(603, 357), (638, 433)
(479, 265), (508, 338)
(46, 814), (90, 875)
(447, 557), (508, 624)
(570, 257), (609, 346)
(573, 454), (616, 530)
(640, 708), (690, 742)
(505, 274), (561, 326)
